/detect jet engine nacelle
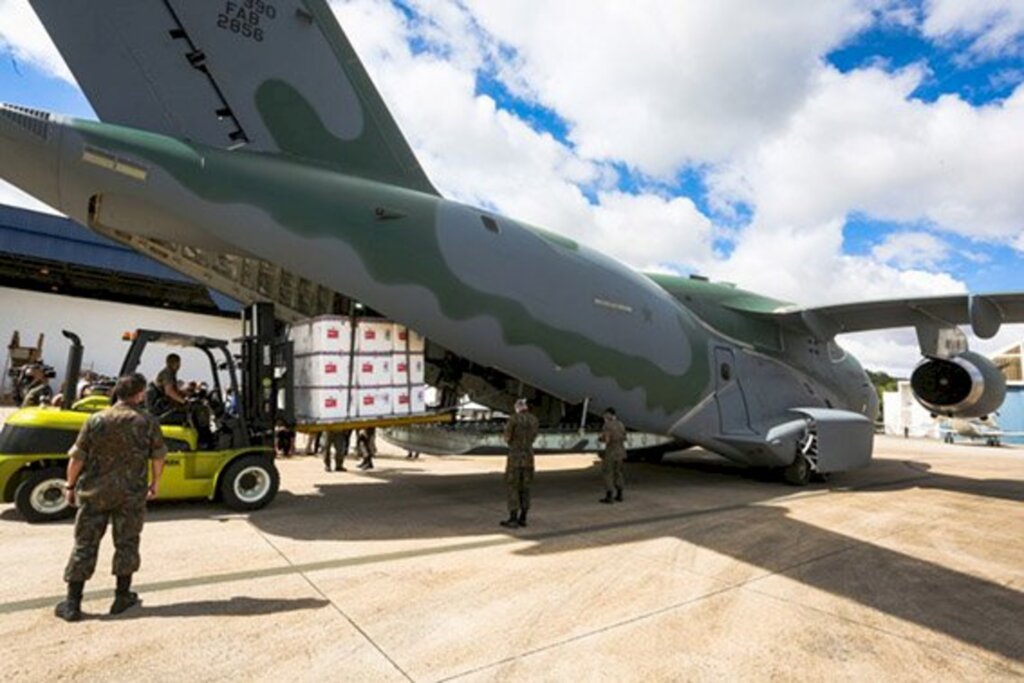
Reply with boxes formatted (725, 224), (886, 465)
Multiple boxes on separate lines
(910, 351), (1006, 419)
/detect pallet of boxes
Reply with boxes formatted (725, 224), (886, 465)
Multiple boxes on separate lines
(289, 316), (428, 426)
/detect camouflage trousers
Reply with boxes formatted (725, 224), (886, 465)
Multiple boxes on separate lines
(601, 457), (625, 491)
(505, 466), (534, 513)
(64, 498), (146, 582)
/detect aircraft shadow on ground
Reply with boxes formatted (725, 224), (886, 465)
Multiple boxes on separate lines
(95, 596), (330, 620)
(241, 453), (1024, 662)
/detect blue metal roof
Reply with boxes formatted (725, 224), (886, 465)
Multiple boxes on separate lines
(0, 204), (240, 311)
(0, 204), (195, 282)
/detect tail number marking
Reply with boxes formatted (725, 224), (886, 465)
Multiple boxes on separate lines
(217, 1), (278, 42)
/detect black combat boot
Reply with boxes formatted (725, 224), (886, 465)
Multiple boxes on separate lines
(499, 512), (520, 528)
(517, 509), (528, 527)
(109, 575), (140, 615)
(599, 491), (614, 504)
(615, 487), (623, 502)
(54, 580), (84, 622)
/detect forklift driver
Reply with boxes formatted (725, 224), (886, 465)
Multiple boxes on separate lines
(147, 354), (187, 424)
(147, 353), (215, 447)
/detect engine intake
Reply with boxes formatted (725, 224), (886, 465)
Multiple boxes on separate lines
(910, 351), (1005, 418)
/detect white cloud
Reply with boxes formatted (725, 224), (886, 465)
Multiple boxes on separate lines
(463, 0), (880, 176)
(923, 0), (1024, 60)
(709, 65), (1024, 246)
(0, 179), (59, 215)
(871, 231), (951, 269)
(0, 0), (72, 83)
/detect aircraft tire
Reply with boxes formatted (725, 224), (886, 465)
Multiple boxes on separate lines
(14, 467), (75, 523)
(783, 455), (811, 486)
(220, 455), (280, 511)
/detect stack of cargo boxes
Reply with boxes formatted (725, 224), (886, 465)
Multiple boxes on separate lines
(290, 316), (427, 423)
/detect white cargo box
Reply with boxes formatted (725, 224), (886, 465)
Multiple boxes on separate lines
(294, 387), (349, 421)
(391, 354), (425, 385)
(391, 386), (428, 415)
(294, 354), (350, 387)
(411, 385), (427, 414)
(289, 317), (352, 354)
(390, 386), (428, 415)
(353, 355), (392, 387)
(353, 387), (393, 417)
(392, 325), (426, 353)
(391, 387), (410, 415)
(354, 320), (394, 353)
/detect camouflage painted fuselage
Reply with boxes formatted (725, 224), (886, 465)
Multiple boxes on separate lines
(0, 109), (877, 467)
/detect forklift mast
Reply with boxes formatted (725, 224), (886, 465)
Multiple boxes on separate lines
(240, 303), (294, 444)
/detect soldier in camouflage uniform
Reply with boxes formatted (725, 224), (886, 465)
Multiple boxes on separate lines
(55, 373), (167, 622)
(500, 398), (540, 528)
(598, 408), (627, 504)
(20, 364), (53, 407)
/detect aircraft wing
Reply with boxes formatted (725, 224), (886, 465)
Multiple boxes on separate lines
(750, 293), (1024, 344)
(29, 0), (437, 195)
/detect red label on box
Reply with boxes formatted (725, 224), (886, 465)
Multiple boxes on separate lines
(325, 398), (338, 408)
(363, 396), (375, 406)
(325, 363), (337, 374)
(398, 363), (408, 372)
(361, 362), (373, 373)
(398, 331), (408, 341)
(365, 330), (376, 340)
(398, 395), (410, 405)
(327, 328), (339, 339)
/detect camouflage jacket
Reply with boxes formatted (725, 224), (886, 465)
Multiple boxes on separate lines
(21, 380), (52, 407)
(600, 417), (627, 462)
(69, 402), (168, 505)
(504, 412), (539, 466)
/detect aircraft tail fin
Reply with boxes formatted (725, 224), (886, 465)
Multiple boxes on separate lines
(30, 0), (438, 195)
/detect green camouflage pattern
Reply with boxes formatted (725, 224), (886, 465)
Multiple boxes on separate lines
(69, 403), (167, 506)
(504, 412), (539, 513)
(64, 498), (146, 581)
(599, 417), (628, 463)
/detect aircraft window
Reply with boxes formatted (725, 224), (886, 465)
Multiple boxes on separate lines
(720, 363), (732, 381)
(481, 215), (500, 234)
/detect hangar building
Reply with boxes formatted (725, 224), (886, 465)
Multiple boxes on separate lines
(0, 204), (243, 399)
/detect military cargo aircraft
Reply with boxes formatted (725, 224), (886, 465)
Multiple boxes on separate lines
(2, 0), (1023, 484)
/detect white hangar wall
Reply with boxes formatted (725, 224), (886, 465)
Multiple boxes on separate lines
(0, 286), (241, 393)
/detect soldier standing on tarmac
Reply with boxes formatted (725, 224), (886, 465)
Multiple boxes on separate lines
(500, 398), (539, 529)
(598, 408), (627, 504)
(55, 373), (167, 622)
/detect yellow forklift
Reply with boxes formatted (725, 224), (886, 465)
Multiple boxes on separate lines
(0, 304), (293, 522)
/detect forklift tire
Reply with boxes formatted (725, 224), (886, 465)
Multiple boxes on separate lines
(15, 467), (75, 523)
(220, 455), (279, 512)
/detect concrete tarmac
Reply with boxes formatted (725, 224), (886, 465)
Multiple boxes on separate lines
(0, 435), (1021, 681)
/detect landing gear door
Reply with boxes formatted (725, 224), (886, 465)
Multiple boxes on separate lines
(714, 347), (754, 435)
